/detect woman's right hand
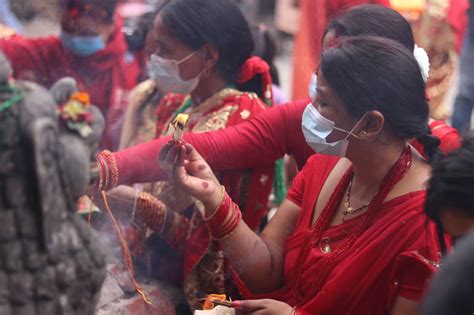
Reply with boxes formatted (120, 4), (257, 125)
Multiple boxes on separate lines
(159, 141), (224, 213)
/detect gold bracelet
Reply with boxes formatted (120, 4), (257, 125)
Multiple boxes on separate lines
(96, 158), (104, 192)
(203, 185), (226, 221)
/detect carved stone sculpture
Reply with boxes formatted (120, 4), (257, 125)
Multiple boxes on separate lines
(0, 53), (106, 315)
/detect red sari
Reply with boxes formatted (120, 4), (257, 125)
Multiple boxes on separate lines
(278, 152), (442, 314)
(110, 100), (461, 186)
(153, 89), (275, 231)
(141, 88), (275, 309)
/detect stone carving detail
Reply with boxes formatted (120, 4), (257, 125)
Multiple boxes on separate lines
(0, 53), (106, 315)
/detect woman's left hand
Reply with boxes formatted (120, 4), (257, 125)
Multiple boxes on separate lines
(234, 299), (294, 315)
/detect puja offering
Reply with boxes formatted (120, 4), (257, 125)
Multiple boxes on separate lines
(194, 306), (235, 315)
(171, 113), (190, 142)
(195, 294), (235, 315)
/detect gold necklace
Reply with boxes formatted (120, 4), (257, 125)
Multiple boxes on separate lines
(342, 178), (373, 221)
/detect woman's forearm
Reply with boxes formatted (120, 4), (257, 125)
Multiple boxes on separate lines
(219, 222), (285, 293)
(109, 101), (309, 187)
(202, 196), (299, 294)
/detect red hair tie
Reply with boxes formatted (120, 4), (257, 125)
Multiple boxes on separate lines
(236, 56), (273, 106)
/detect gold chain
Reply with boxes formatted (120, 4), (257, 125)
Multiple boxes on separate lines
(341, 178), (373, 221)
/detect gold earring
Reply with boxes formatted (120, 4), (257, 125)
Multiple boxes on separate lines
(361, 131), (368, 137)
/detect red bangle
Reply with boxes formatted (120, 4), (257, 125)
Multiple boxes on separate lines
(204, 185), (226, 221)
(99, 150), (119, 190)
(95, 154), (108, 191)
(204, 193), (242, 240)
(136, 192), (166, 232)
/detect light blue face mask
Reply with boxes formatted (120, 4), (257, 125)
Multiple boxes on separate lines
(308, 73), (318, 99)
(302, 103), (367, 157)
(148, 51), (203, 95)
(60, 32), (106, 57)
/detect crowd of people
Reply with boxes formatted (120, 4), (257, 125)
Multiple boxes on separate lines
(1, 0), (473, 314)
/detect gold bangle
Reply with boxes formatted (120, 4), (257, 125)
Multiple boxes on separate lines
(204, 185), (226, 221)
(96, 158), (104, 192)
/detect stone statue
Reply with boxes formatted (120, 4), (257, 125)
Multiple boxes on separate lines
(0, 53), (106, 315)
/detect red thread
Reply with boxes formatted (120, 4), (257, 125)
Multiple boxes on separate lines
(101, 191), (153, 306)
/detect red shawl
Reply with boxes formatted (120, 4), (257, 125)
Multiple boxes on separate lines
(275, 153), (442, 314)
(0, 17), (144, 149)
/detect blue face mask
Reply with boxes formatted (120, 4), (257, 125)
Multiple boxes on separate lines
(60, 32), (106, 57)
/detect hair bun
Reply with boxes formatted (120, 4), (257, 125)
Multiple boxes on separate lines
(417, 133), (442, 163)
(417, 133), (441, 147)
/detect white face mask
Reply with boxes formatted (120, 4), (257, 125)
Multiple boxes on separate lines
(302, 103), (366, 157)
(148, 51), (202, 95)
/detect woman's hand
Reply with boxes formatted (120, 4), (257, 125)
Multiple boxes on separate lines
(159, 141), (223, 212)
(234, 299), (294, 315)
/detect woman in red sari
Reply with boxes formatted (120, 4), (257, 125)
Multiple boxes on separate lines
(95, 0), (277, 309)
(160, 36), (443, 314)
(95, 5), (461, 188)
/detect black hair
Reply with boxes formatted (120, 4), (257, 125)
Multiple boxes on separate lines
(425, 134), (474, 254)
(325, 4), (415, 51)
(157, 0), (262, 97)
(426, 134), (474, 220)
(251, 24), (280, 86)
(123, 10), (159, 52)
(324, 4), (442, 163)
(61, 0), (119, 23)
(320, 36), (439, 162)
